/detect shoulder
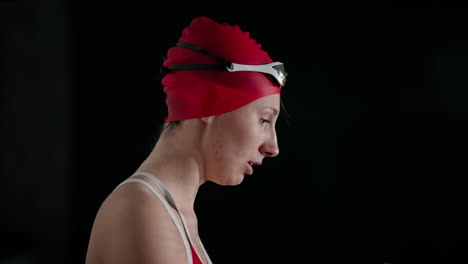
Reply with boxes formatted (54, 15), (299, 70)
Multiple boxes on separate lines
(85, 179), (187, 264)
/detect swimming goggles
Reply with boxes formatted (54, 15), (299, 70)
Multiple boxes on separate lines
(160, 41), (287, 87)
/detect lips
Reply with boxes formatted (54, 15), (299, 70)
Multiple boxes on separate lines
(246, 163), (253, 175)
(248, 160), (262, 166)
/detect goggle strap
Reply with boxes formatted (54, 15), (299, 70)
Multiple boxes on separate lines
(161, 64), (226, 78)
(176, 41), (230, 65)
(160, 42), (286, 87)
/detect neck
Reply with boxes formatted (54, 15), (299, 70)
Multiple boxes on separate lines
(134, 121), (206, 215)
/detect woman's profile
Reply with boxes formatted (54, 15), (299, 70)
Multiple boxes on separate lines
(85, 15), (287, 264)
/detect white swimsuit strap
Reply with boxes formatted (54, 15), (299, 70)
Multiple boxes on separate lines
(131, 171), (178, 209)
(130, 171), (213, 264)
(198, 236), (213, 264)
(116, 177), (193, 264)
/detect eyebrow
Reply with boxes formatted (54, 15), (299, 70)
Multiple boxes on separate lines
(262, 107), (279, 116)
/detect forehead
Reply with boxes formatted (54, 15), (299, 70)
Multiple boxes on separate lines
(247, 94), (280, 112)
(217, 94), (280, 121)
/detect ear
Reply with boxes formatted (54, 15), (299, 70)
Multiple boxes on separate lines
(200, 116), (215, 124)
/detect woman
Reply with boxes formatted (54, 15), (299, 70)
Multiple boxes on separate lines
(85, 15), (287, 264)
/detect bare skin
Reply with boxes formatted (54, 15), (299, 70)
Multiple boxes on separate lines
(85, 94), (280, 264)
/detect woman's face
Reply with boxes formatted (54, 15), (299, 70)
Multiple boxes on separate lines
(202, 94), (280, 185)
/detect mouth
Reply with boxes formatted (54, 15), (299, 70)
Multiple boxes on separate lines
(246, 162), (253, 175)
(246, 160), (261, 175)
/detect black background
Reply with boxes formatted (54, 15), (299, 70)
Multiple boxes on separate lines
(2, 2), (468, 264)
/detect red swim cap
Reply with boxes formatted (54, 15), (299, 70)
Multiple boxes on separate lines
(161, 16), (282, 122)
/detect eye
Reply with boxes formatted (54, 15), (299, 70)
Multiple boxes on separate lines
(261, 118), (271, 125)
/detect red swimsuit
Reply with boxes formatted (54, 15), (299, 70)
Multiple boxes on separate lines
(191, 247), (203, 264)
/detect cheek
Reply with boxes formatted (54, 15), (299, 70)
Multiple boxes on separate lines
(211, 134), (227, 164)
(213, 136), (223, 156)
(233, 126), (261, 156)
(211, 120), (261, 163)
(214, 130), (250, 162)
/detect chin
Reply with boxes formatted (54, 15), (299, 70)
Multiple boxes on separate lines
(214, 174), (245, 186)
(231, 175), (245, 186)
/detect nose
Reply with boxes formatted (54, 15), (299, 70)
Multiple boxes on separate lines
(259, 133), (280, 158)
